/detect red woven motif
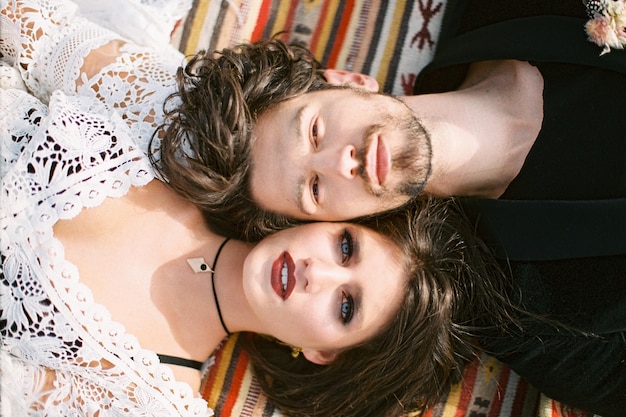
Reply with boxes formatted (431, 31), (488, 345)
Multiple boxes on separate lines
(411, 0), (444, 50)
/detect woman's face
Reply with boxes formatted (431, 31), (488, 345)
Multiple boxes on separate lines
(243, 222), (406, 363)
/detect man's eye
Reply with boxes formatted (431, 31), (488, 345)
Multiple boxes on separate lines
(312, 176), (319, 202)
(341, 292), (354, 324)
(340, 230), (353, 263)
(312, 121), (319, 146)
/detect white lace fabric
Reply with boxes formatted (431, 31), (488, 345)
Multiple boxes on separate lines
(1, 0), (212, 415)
(1, 0), (186, 153)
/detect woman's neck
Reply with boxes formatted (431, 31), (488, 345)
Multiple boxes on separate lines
(401, 60), (543, 198)
(125, 181), (255, 359)
(163, 236), (257, 358)
(205, 239), (260, 336)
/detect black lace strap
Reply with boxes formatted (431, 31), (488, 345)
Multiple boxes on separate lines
(157, 354), (204, 370)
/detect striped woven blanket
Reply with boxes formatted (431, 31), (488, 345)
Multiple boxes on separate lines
(173, 0), (444, 96)
(173, 2), (593, 416)
(200, 334), (589, 417)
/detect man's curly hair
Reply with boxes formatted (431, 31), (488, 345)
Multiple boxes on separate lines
(152, 39), (336, 241)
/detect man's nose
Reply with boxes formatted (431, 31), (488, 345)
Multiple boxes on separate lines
(316, 144), (360, 179)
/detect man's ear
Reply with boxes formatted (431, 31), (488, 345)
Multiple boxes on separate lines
(302, 348), (338, 365)
(323, 69), (379, 92)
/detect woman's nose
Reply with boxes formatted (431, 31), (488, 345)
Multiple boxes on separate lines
(302, 258), (347, 293)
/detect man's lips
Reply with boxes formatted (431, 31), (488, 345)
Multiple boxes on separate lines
(366, 135), (390, 186)
(271, 251), (295, 300)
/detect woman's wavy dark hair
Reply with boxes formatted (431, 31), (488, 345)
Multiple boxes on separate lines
(242, 197), (520, 417)
(151, 37), (523, 417)
(151, 39), (334, 241)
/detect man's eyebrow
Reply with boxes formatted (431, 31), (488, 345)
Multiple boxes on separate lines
(295, 105), (314, 216)
(294, 104), (306, 141)
(296, 175), (313, 216)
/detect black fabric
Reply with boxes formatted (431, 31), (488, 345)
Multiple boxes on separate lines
(413, 2), (626, 415)
(461, 198), (626, 261)
(157, 354), (204, 370)
(480, 256), (626, 417)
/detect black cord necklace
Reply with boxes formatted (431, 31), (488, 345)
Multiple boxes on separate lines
(210, 238), (231, 334)
(186, 238), (231, 334)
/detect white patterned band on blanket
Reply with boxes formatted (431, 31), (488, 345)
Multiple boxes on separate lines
(173, 0), (444, 96)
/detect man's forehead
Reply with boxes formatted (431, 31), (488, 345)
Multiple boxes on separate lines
(306, 85), (376, 99)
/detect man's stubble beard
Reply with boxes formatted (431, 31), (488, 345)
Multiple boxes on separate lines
(356, 113), (432, 199)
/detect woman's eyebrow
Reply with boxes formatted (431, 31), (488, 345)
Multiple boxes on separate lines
(352, 290), (363, 330)
(349, 229), (364, 329)
(352, 227), (362, 264)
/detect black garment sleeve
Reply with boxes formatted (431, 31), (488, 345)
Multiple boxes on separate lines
(486, 330), (626, 417)
(478, 255), (626, 417)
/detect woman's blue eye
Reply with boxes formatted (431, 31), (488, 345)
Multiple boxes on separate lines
(340, 230), (353, 263)
(341, 293), (354, 324)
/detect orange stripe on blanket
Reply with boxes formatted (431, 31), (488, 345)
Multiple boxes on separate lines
(440, 364), (475, 417)
(220, 344), (251, 416)
(339, 0), (368, 70)
(280, 0), (300, 39)
(204, 335), (240, 407)
(200, 342), (221, 402)
(326, 0), (355, 69)
(310, 0), (341, 61)
(251, 0), (273, 41)
(453, 358), (480, 417)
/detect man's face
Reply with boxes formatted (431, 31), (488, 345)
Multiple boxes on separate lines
(250, 88), (432, 221)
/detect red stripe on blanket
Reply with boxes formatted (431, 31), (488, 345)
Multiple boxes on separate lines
(220, 348), (251, 416)
(251, 0), (273, 41)
(488, 364), (510, 417)
(201, 343), (221, 395)
(281, 0), (299, 37)
(309, 0), (332, 55)
(455, 359), (479, 417)
(326, 0), (355, 69)
(511, 377), (529, 416)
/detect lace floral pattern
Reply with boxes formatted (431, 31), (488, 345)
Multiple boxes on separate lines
(0, 89), (211, 417)
(1, 0), (211, 415)
(76, 43), (182, 155)
(1, 0), (184, 155)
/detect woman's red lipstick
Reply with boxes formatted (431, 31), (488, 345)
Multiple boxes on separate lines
(271, 251), (295, 300)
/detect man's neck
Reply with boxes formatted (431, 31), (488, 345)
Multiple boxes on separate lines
(400, 60), (544, 198)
